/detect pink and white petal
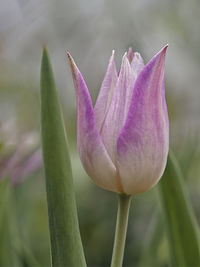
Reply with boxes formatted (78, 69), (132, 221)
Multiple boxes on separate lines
(123, 52), (145, 118)
(131, 52), (145, 75)
(94, 51), (118, 131)
(100, 54), (135, 164)
(117, 45), (169, 195)
(67, 53), (120, 193)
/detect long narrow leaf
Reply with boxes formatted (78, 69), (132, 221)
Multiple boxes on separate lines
(0, 179), (21, 266)
(40, 48), (86, 266)
(159, 151), (200, 266)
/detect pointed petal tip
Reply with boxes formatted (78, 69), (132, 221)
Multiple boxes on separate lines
(127, 47), (134, 58)
(159, 44), (168, 56)
(127, 47), (134, 63)
(109, 50), (115, 61)
(66, 52), (78, 68)
(118, 52), (131, 74)
(122, 52), (128, 63)
(67, 51), (74, 64)
(66, 51), (70, 57)
(151, 45), (168, 60)
(66, 52), (80, 82)
(162, 44), (168, 51)
(133, 52), (142, 60)
(128, 47), (133, 53)
(149, 45), (168, 66)
(123, 51), (128, 57)
(118, 52), (131, 73)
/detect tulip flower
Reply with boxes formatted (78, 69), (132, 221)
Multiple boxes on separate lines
(67, 45), (169, 196)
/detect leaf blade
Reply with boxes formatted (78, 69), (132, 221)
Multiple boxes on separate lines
(40, 47), (86, 266)
(159, 150), (200, 266)
(0, 179), (21, 266)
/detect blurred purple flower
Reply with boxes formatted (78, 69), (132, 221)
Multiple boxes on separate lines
(68, 46), (169, 195)
(11, 149), (42, 185)
(0, 122), (42, 184)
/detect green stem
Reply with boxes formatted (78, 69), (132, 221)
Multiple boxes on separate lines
(111, 194), (132, 267)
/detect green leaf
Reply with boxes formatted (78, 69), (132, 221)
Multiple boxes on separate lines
(139, 213), (165, 266)
(40, 48), (86, 266)
(16, 242), (41, 267)
(0, 179), (21, 266)
(159, 150), (200, 266)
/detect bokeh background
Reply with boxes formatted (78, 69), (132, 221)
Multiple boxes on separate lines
(0, 0), (200, 266)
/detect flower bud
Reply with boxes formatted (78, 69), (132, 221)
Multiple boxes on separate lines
(68, 46), (169, 195)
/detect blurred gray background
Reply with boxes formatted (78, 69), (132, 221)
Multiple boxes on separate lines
(1, 0), (200, 143)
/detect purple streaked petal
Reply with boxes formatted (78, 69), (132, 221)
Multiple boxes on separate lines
(67, 53), (120, 192)
(117, 45), (169, 195)
(100, 54), (135, 164)
(94, 51), (117, 131)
